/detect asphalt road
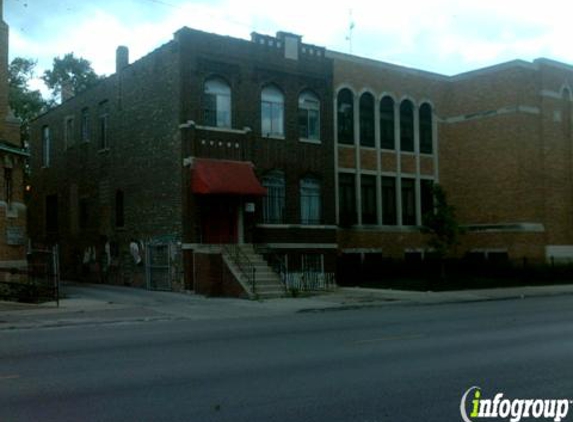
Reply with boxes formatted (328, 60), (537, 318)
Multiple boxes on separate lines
(2, 295), (573, 422)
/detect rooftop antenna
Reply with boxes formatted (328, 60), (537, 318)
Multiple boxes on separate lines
(345, 9), (355, 54)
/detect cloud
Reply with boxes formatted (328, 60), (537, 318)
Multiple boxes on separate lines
(6, 0), (573, 96)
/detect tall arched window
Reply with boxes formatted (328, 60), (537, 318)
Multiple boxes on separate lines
(261, 85), (285, 137)
(203, 77), (231, 128)
(298, 91), (320, 141)
(262, 170), (285, 223)
(419, 103), (433, 154)
(400, 100), (414, 152)
(359, 92), (375, 147)
(562, 89), (571, 138)
(337, 89), (354, 144)
(300, 176), (321, 224)
(380, 96), (395, 150)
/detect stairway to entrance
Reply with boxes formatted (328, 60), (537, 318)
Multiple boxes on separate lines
(222, 244), (285, 299)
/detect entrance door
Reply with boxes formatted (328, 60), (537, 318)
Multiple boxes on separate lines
(201, 198), (238, 244)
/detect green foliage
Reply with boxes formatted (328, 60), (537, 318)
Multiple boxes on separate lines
(42, 53), (101, 102)
(8, 57), (50, 142)
(421, 184), (464, 258)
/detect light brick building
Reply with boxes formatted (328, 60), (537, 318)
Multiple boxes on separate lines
(330, 52), (573, 278)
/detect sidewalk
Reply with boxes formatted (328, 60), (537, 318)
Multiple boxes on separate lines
(2, 282), (573, 330)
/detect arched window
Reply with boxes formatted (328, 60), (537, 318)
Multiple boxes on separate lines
(298, 91), (320, 141)
(562, 89), (571, 137)
(359, 92), (375, 147)
(300, 176), (321, 224)
(337, 89), (354, 144)
(400, 100), (414, 152)
(419, 103), (433, 154)
(262, 170), (285, 223)
(261, 85), (284, 137)
(203, 77), (231, 128)
(380, 96), (395, 150)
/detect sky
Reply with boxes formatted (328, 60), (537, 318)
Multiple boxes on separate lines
(6, 0), (573, 95)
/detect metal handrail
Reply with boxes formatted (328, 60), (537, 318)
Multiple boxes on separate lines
(222, 244), (256, 295)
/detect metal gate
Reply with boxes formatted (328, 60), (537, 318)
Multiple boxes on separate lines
(145, 239), (178, 291)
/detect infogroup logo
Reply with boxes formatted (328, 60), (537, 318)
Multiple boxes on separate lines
(460, 387), (571, 422)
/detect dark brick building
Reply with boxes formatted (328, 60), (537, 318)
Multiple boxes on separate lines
(29, 27), (336, 295)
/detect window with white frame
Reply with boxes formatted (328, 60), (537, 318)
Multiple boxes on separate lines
(203, 77), (231, 128)
(262, 170), (285, 223)
(300, 176), (321, 225)
(261, 85), (284, 137)
(42, 125), (50, 168)
(298, 91), (320, 141)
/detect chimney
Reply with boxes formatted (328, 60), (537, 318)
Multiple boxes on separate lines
(116, 46), (129, 73)
(61, 80), (73, 102)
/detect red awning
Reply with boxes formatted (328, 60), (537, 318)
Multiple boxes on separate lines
(191, 158), (267, 196)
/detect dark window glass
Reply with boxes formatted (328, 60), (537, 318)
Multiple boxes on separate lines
(337, 89), (354, 144)
(4, 168), (12, 204)
(400, 100), (414, 152)
(79, 198), (89, 230)
(361, 174), (377, 224)
(115, 190), (124, 228)
(359, 93), (375, 147)
(42, 125), (50, 167)
(401, 178), (416, 225)
(81, 108), (90, 142)
(46, 194), (59, 234)
(99, 100), (109, 150)
(381, 176), (397, 225)
(420, 103), (433, 154)
(380, 97), (395, 149)
(338, 173), (356, 225)
(421, 179), (434, 221)
(262, 170), (285, 224)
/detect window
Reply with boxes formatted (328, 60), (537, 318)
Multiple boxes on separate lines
(79, 198), (89, 230)
(298, 91), (320, 140)
(81, 107), (90, 142)
(337, 89), (354, 144)
(4, 168), (12, 204)
(262, 170), (285, 223)
(361, 174), (377, 224)
(42, 125), (50, 167)
(204, 77), (231, 128)
(99, 100), (109, 150)
(419, 103), (433, 154)
(421, 179), (434, 221)
(380, 97), (395, 149)
(115, 190), (125, 228)
(400, 100), (414, 152)
(359, 93), (375, 147)
(64, 116), (74, 148)
(338, 173), (356, 226)
(46, 194), (58, 234)
(261, 85), (284, 137)
(381, 176), (397, 225)
(300, 176), (321, 225)
(401, 178), (416, 225)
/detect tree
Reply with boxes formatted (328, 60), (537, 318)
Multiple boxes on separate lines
(421, 184), (464, 280)
(42, 53), (100, 102)
(8, 57), (50, 143)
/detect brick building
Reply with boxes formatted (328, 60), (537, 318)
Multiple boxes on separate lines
(0, 0), (27, 275)
(330, 52), (573, 277)
(29, 27), (336, 296)
(29, 25), (573, 292)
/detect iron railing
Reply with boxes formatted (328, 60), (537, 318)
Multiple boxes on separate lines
(222, 244), (257, 295)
